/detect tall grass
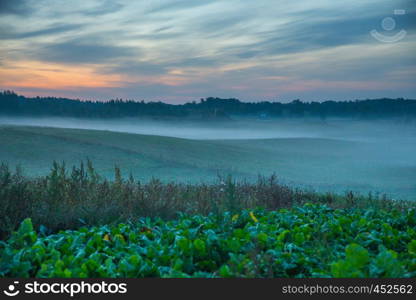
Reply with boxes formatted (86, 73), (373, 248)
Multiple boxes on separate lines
(0, 161), (413, 240)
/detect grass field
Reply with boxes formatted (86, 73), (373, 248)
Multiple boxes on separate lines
(1, 124), (415, 200)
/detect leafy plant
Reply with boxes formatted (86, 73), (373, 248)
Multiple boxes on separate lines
(1, 204), (415, 278)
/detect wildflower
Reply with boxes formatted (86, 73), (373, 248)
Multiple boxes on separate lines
(103, 234), (111, 241)
(232, 214), (239, 222)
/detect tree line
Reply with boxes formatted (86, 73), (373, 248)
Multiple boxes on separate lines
(1, 90), (415, 120)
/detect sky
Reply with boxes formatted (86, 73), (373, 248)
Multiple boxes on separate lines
(0, 0), (415, 103)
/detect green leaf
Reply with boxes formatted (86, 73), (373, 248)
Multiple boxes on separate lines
(372, 249), (404, 277)
(193, 239), (206, 255)
(219, 265), (232, 278)
(408, 240), (416, 255)
(257, 233), (268, 245)
(277, 230), (290, 242)
(345, 244), (369, 268)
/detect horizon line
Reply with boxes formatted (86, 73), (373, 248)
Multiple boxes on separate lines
(1, 90), (415, 105)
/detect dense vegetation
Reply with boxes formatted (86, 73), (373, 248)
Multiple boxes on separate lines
(1, 162), (415, 278)
(1, 90), (416, 120)
(1, 204), (415, 278)
(2, 161), (413, 240)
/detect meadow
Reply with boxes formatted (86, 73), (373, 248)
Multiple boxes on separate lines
(0, 119), (415, 200)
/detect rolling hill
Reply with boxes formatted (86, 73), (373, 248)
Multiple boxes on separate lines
(1, 125), (415, 200)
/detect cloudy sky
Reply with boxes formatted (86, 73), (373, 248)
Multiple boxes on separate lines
(0, 0), (415, 103)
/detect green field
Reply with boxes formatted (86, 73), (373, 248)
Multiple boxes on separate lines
(1, 124), (415, 200)
(2, 204), (416, 278)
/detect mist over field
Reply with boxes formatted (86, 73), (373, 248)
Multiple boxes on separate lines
(0, 115), (415, 140)
(1, 116), (415, 200)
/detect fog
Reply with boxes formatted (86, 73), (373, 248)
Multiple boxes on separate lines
(0, 116), (323, 139)
(1, 116), (415, 200)
(0, 116), (415, 141)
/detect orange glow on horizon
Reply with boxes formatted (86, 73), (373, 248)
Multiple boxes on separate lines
(0, 61), (125, 90)
(0, 60), (198, 91)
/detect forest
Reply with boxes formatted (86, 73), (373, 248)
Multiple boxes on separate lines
(1, 90), (416, 120)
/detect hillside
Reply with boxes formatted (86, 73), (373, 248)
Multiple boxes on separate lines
(1, 125), (415, 200)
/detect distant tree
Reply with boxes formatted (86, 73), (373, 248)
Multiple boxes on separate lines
(0, 90), (415, 120)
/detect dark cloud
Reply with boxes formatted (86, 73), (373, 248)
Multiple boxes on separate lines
(81, 0), (123, 16)
(154, 26), (174, 33)
(147, 0), (215, 14)
(103, 61), (167, 76)
(132, 31), (184, 40)
(0, 23), (83, 39)
(198, 15), (247, 34)
(303, 11), (416, 47)
(251, 50), (416, 83)
(234, 50), (261, 59)
(34, 41), (138, 64)
(0, 0), (32, 15)
(241, 10), (416, 57)
(171, 56), (219, 68)
(102, 56), (222, 76)
(129, 27), (184, 41)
